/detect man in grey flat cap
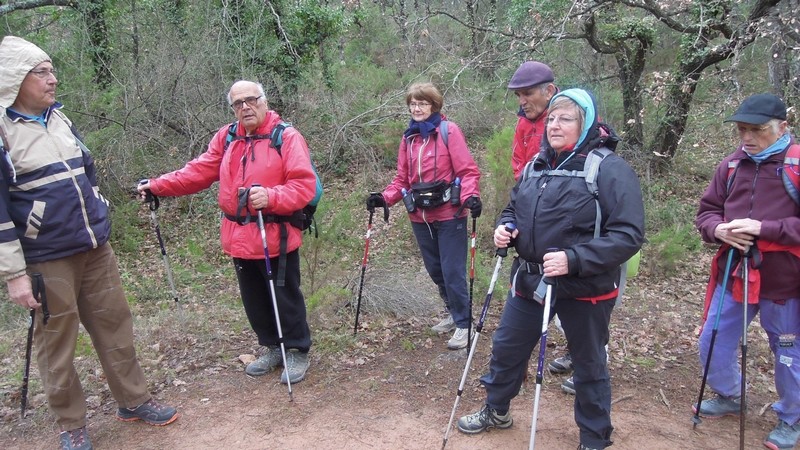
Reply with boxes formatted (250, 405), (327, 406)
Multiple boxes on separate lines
(0, 36), (178, 450)
(507, 61), (558, 180)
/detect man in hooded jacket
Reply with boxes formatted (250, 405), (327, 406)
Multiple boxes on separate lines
(0, 36), (178, 450)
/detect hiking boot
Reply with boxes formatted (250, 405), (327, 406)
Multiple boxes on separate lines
(246, 346), (282, 376)
(457, 404), (513, 434)
(578, 445), (601, 450)
(59, 426), (92, 450)
(432, 315), (456, 333)
(281, 350), (310, 384)
(447, 327), (470, 350)
(561, 376), (576, 395)
(548, 353), (573, 374)
(692, 394), (741, 418)
(764, 420), (800, 450)
(116, 398), (179, 426)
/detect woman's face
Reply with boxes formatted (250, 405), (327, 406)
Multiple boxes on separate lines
(546, 104), (582, 152)
(408, 98), (433, 122)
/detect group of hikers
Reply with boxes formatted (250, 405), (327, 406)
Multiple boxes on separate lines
(1, 35), (798, 450)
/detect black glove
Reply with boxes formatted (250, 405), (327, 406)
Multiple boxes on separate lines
(464, 196), (482, 218)
(366, 192), (386, 211)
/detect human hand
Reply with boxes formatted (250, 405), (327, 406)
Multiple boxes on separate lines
(464, 196), (482, 218)
(249, 186), (270, 210)
(543, 250), (568, 277)
(366, 192), (385, 211)
(137, 179), (154, 202)
(494, 224), (518, 248)
(6, 275), (40, 309)
(714, 220), (758, 251)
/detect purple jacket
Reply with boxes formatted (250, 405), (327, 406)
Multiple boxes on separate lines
(696, 140), (800, 300)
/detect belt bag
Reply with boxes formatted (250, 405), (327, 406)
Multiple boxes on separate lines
(411, 180), (451, 209)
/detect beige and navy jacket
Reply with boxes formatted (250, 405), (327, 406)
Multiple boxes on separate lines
(0, 105), (111, 280)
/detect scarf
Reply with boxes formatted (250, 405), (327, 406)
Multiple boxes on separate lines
(404, 112), (442, 140)
(746, 131), (791, 164)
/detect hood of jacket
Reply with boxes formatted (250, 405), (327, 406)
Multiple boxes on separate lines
(539, 88), (620, 163)
(0, 36), (52, 109)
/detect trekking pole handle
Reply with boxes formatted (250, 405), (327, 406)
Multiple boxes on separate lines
(138, 179), (159, 211)
(496, 223), (516, 258)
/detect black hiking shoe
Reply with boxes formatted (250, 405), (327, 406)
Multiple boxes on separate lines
(457, 404), (513, 434)
(117, 398), (179, 426)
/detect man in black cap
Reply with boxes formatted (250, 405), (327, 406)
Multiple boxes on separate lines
(695, 93), (800, 450)
(507, 61), (558, 180)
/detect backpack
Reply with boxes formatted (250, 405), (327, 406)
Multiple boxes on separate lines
(224, 121), (323, 236)
(725, 144), (800, 206)
(522, 147), (640, 303)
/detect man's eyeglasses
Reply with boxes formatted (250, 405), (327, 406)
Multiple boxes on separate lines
(231, 95), (263, 111)
(408, 102), (431, 110)
(547, 115), (578, 126)
(29, 68), (57, 79)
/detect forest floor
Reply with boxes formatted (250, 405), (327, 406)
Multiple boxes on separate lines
(0, 245), (783, 450)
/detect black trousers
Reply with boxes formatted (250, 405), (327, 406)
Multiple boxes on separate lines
(480, 293), (614, 448)
(233, 250), (312, 352)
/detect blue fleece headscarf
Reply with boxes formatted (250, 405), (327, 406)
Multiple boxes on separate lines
(548, 88), (596, 149)
(745, 131), (791, 164)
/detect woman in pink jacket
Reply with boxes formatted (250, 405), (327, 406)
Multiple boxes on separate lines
(367, 82), (481, 350)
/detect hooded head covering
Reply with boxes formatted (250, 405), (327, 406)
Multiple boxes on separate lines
(548, 88), (597, 149)
(0, 36), (52, 109)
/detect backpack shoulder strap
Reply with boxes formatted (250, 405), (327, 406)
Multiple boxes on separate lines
(583, 147), (612, 239)
(782, 144), (800, 206)
(224, 122), (238, 152)
(440, 120), (449, 148)
(269, 122), (292, 156)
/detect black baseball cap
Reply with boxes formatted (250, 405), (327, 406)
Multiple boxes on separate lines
(725, 93), (787, 124)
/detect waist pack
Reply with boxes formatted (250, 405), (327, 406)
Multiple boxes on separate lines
(411, 180), (452, 208)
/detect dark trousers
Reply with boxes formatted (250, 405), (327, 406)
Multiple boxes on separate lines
(480, 292), (615, 448)
(411, 218), (471, 328)
(233, 250), (312, 352)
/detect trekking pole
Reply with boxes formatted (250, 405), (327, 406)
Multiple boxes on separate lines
(139, 180), (182, 319)
(253, 184), (293, 402)
(692, 247), (735, 428)
(442, 223), (515, 450)
(739, 245), (753, 450)
(529, 270), (556, 450)
(467, 216), (477, 345)
(22, 273), (50, 418)
(353, 200), (388, 336)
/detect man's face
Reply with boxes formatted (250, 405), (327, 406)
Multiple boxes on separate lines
(229, 82), (268, 134)
(514, 84), (554, 120)
(14, 61), (58, 115)
(735, 121), (786, 154)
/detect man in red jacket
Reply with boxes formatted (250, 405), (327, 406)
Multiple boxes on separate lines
(507, 61), (558, 180)
(138, 80), (317, 384)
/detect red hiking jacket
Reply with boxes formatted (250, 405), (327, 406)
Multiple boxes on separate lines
(149, 111), (316, 259)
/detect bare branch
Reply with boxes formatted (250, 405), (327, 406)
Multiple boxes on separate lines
(0, 0), (76, 16)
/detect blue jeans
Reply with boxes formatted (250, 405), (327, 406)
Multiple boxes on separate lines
(411, 218), (470, 328)
(699, 284), (800, 425)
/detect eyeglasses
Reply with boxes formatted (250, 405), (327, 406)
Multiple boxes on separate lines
(230, 95), (263, 111)
(736, 124), (771, 136)
(408, 102), (431, 110)
(29, 68), (57, 79)
(547, 115), (578, 126)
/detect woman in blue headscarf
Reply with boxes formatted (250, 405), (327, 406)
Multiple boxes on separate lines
(457, 88), (645, 450)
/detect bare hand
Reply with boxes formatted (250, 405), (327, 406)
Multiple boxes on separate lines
(543, 251), (568, 277)
(137, 180), (152, 201)
(494, 224), (518, 248)
(6, 275), (40, 309)
(249, 186), (270, 210)
(715, 220), (759, 251)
